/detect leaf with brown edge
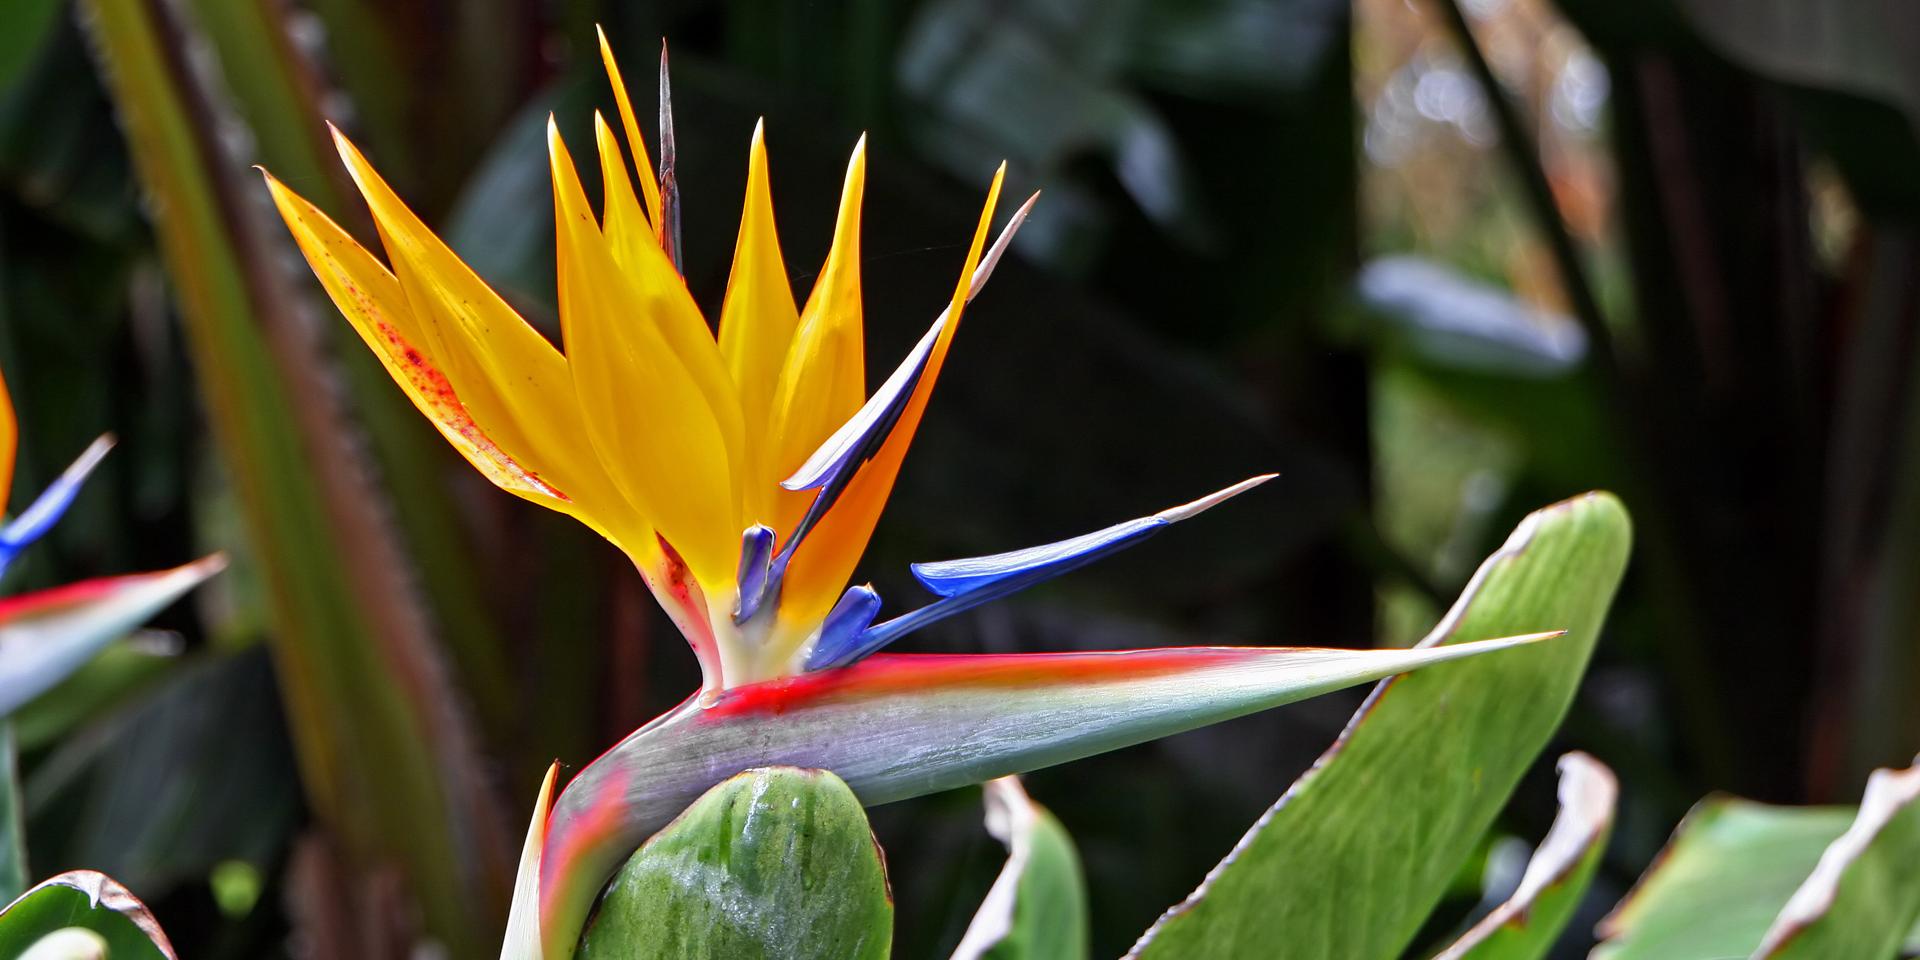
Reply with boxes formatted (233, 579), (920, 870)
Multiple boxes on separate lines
(1432, 752), (1618, 960)
(1756, 759), (1920, 959)
(0, 871), (175, 960)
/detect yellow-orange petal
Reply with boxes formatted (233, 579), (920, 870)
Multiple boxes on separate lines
(597, 26), (664, 242)
(717, 120), (801, 527)
(321, 131), (649, 553)
(778, 164), (1006, 632)
(767, 137), (869, 537)
(592, 114), (747, 489)
(263, 170), (640, 547)
(0, 363), (15, 500)
(550, 120), (740, 585)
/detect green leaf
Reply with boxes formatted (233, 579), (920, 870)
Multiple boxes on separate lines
(1127, 492), (1632, 959)
(577, 767), (893, 960)
(1432, 752), (1619, 960)
(1754, 762), (1920, 958)
(951, 777), (1089, 960)
(0, 871), (174, 959)
(1595, 759), (1920, 960)
(1593, 800), (1851, 959)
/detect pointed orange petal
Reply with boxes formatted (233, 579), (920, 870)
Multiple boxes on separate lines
(717, 120), (802, 527)
(265, 171), (587, 512)
(597, 26), (664, 242)
(550, 120), (740, 586)
(767, 137), (869, 537)
(779, 164), (1006, 629)
(0, 363), (16, 499)
(321, 133), (649, 553)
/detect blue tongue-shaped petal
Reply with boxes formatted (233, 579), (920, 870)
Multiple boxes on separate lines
(804, 474), (1275, 670)
(0, 435), (114, 577)
(733, 192), (1039, 625)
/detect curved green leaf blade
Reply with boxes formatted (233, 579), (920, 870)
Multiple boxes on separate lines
(0, 870), (174, 959)
(1128, 491), (1632, 959)
(1592, 802), (1855, 959)
(1755, 761), (1920, 958)
(951, 777), (1089, 960)
(539, 634), (1558, 955)
(1433, 752), (1618, 960)
(0, 555), (222, 717)
(576, 767), (892, 960)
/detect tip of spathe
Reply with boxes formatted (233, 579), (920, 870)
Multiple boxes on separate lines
(1157, 472), (1280, 522)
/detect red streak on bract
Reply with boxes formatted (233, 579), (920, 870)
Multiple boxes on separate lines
(540, 760), (630, 923)
(0, 575), (138, 625)
(700, 647), (1271, 719)
(652, 535), (721, 684)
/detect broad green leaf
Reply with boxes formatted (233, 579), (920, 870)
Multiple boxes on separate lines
(1754, 762), (1920, 958)
(0, 557), (221, 717)
(1432, 752), (1618, 960)
(1596, 759), (1920, 959)
(0, 871), (174, 959)
(1592, 801), (1854, 958)
(540, 634), (1556, 955)
(951, 777), (1089, 960)
(1128, 492), (1631, 959)
(75, 0), (511, 951)
(576, 767), (892, 960)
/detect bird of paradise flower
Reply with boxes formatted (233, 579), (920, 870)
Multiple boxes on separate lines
(262, 34), (1558, 959)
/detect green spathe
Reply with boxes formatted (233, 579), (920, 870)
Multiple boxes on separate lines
(578, 767), (891, 960)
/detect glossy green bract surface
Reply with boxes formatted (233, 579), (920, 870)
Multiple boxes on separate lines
(577, 767), (891, 960)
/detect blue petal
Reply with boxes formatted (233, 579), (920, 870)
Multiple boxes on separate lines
(835, 474), (1277, 666)
(912, 516), (1166, 598)
(804, 585), (884, 671)
(732, 524), (777, 621)
(770, 192), (1040, 573)
(0, 435), (114, 576)
(782, 318), (941, 495)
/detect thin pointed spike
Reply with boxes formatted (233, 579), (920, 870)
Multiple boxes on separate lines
(840, 475), (1276, 660)
(657, 39), (682, 274)
(0, 434), (115, 575)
